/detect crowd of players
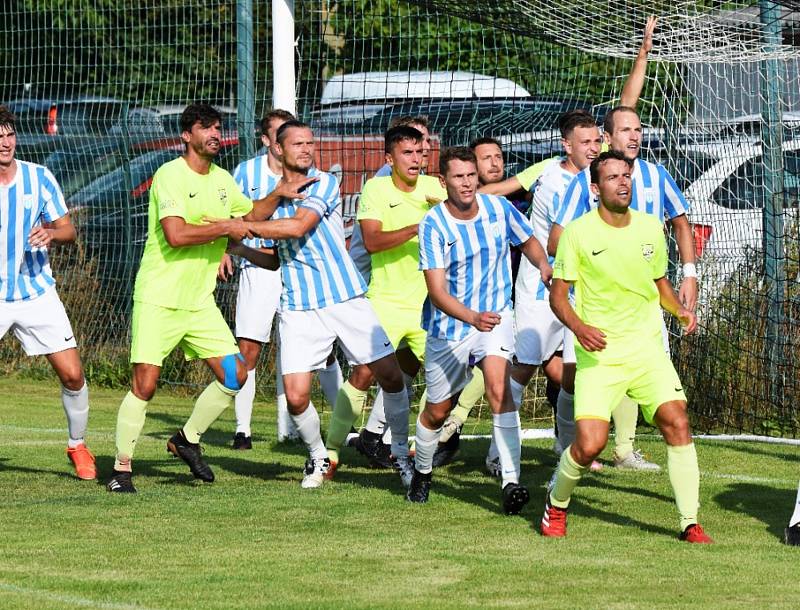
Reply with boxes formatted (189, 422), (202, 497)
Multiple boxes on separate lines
(1, 17), (799, 545)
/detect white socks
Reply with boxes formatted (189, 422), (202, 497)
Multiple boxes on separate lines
(510, 377), (525, 409)
(556, 389), (576, 449)
(493, 411), (522, 486)
(62, 382), (89, 447)
(290, 402), (327, 460)
(383, 388), (410, 458)
(365, 389), (386, 434)
(234, 369), (256, 436)
(318, 358), (343, 407)
(790, 481), (800, 527)
(414, 416), (441, 474)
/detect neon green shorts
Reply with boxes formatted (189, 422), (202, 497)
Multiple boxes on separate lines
(130, 300), (238, 365)
(372, 303), (426, 361)
(574, 349), (686, 424)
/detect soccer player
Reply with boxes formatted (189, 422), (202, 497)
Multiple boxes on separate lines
(786, 482), (800, 545)
(219, 109), (342, 448)
(107, 103), (279, 493)
(0, 105), (96, 480)
(409, 146), (552, 514)
(241, 121), (414, 489)
(541, 150), (712, 543)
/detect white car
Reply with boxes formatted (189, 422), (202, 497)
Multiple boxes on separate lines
(683, 138), (800, 298)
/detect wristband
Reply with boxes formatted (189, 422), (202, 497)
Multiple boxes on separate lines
(682, 262), (698, 278)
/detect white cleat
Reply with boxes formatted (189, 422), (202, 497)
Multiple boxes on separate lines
(301, 457), (330, 488)
(613, 449), (661, 471)
(485, 455), (502, 478)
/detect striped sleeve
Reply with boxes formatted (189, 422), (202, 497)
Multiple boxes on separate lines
(418, 214), (445, 270)
(554, 170), (590, 227)
(38, 166), (67, 222)
(502, 196), (535, 246)
(301, 173), (339, 218)
(233, 161), (248, 194)
(659, 165), (690, 219)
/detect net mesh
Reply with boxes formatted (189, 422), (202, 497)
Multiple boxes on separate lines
(1, 1), (798, 435)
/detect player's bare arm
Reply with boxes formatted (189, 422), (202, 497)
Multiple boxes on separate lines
(620, 16), (657, 109)
(245, 175), (319, 221)
(28, 215), (76, 247)
(655, 276), (697, 334)
(423, 267), (500, 332)
(549, 278), (607, 351)
(359, 218), (419, 254)
(227, 241), (279, 271)
(547, 223), (564, 257)
(161, 215), (252, 248)
(519, 236), (553, 286)
(668, 214), (698, 311)
(246, 205), (321, 241)
(478, 175), (524, 197)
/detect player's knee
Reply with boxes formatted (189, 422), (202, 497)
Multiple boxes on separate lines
(348, 364), (374, 391)
(483, 380), (507, 409)
(60, 370), (85, 392)
(572, 436), (606, 464)
(659, 406), (691, 445)
(132, 380), (156, 402)
(220, 353), (246, 391)
(285, 391), (310, 415)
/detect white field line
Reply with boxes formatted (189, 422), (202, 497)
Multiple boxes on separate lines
(0, 582), (162, 610)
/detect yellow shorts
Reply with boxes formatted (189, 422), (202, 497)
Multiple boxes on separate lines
(130, 301), (238, 365)
(372, 303), (426, 362)
(574, 349), (686, 424)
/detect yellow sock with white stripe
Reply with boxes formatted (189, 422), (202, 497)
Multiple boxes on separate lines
(667, 443), (700, 530)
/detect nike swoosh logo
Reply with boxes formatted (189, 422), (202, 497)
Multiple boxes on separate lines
(500, 346), (510, 352)
(64, 335), (74, 342)
(250, 187), (259, 192)
(674, 387), (683, 392)
(592, 249), (607, 256)
(189, 192), (198, 198)
(447, 240), (457, 247)
(383, 341), (391, 347)
(389, 202), (403, 208)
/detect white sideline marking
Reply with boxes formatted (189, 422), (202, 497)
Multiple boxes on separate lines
(700, 472), (797, 485)
(0, 425), (114, 434)
(0, 582), (161, 610)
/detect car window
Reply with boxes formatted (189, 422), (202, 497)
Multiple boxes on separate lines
(712, 151), (800, 210)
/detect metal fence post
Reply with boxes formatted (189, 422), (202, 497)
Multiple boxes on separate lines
(237, 0), (256, 163)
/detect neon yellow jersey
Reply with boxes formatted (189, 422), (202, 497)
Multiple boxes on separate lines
(133, 157), (253, 310)
(516, 158), (552, 191)
(553, 208), (667, 365)
(356, 175), (446, 309)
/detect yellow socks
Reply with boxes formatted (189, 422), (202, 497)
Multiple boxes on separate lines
(114, 391), (149, 471)
(183, 381), (236, 444)
(326, 381), (368, 463)
(550, 446), (590, 509)
(667, 443), (700, 530)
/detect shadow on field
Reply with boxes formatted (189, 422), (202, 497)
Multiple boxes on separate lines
(709, 442), (800, 464)
(0, 456), (77, 480)
(715, 483), (793, 540)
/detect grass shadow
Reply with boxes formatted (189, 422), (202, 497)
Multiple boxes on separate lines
(715, 482), (794, 540)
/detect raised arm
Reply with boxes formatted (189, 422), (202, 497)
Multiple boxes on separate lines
(246, 175), (319, 222)
(620, 15), (657, 109)
(248, 206), (321, 241)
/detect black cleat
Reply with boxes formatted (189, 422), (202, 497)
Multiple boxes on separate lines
(231, 432), (252, 450)
(502, 482), (530, 515)
(107, 470), (136, 493)
(785, 524), (800, 546)
(432, 429), (461, 467)
(405, 469), (432, 503)
(167, 430), (215, 482)
(352, 429), (393, 469)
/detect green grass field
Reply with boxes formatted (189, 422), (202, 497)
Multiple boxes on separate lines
(1, 376), (799, 610)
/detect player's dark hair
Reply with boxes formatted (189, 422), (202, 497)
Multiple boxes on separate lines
(558, 109), (598, 138)
(603, 106), (638, 134)
(275, 120), (311, 145)
(589, 149), (633, 185)
(384, 125), (423, 154)
(469, 136), (502, 151)
(0, 105), (17, 131)
(260, 109), (296, 138)
(439, 146), (477, 176)
(179, 103), (222, 134)
(389, 115), (429, 130)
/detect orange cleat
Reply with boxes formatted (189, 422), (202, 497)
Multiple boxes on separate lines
(67, 444), (97, 480)
(540, 497), (568, 538)
(323, 459), (338, 481)
(679, 523), (714, 544)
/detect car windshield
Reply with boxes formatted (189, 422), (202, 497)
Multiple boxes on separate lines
(711, 150), (800, 210)
(45, 144), (127, 197)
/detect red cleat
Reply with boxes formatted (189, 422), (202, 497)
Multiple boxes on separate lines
(540, 497), (568, 538)
(323, 459), (338, 481)
(67, 443), (97, 480)
(679, 523), (714, 544)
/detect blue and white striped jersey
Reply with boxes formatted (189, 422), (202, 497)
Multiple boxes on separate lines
(555, 158), (689, 228)
(419, 193), (534, 341)
(232, 154), (280, 267)
(0, 161), (68, 302)
(272, 168), (366, 310)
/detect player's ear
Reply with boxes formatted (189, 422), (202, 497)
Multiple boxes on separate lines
(561, 138), (571, 155)
(590, 182), (600, 197)
(385, 152), (393, 166)
(439, 173), (447, 190)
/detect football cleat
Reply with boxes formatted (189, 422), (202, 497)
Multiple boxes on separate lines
(391, 454), (415, 489)
(679, 523), (714, 544)
(438, 416), (462, 444)
(231, 432), (252, 450)
(485, 455), (502, 478)
(784, 524), (800, 546)
(167, 430), (215, 482)
(613, 449), (660, 471)
(66, 443), (97, 480)
(352, 429), (393, 469)
(502, 482), (530, 515)
(107, 470), (136, 493)
(540, 496), (568, 538)
(323, 459), (338, 481)
(301, 457), (330, 489)
(432, 428), (461, 468)
(406, 469), (432, 503)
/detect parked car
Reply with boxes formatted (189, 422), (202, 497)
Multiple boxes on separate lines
(108, 104), (238, 141)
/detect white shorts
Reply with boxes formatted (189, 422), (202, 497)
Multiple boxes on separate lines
(0, 287), (77, 356)
(279, 296), (394, 375)
(562, 317), (669, 366)
(234, 265), (282, 343)
(514, 299), (564, 365)
(424, 310), (514, 404)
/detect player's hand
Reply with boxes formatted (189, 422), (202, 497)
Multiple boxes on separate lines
(218, 253), (234, 281)
(225, 218), (253, 241)
(676, 307), (697, 335)
(28, 226), (53, 248)
(575, 322), (606, 351)
(425, 195), (443, 206)
(275, 176), (319, 200)
(678, 276), (698, 311)
(641, 15), (657, 54)
(471, 311), (501, 332)
(539, 261), (553, 288)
